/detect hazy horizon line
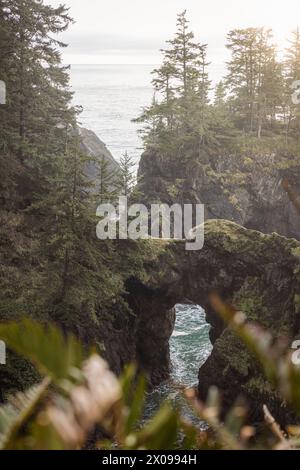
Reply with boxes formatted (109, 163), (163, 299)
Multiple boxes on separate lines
(67, 63), (159, 66)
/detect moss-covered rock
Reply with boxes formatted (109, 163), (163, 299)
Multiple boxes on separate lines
(124, 219), (300, 420)
(138, 146), (300, 240)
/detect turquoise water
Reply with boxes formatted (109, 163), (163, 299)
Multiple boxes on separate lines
(144, 304), (212, 422)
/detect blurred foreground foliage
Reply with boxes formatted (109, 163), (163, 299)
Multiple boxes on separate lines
(0, 313), (300, 450)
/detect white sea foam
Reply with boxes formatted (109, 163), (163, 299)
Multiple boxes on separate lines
(172, 330), (189, 337)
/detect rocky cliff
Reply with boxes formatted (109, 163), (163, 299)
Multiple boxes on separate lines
(134, 147), (300, 422)
(138, 149), (300, 239)
(79, 127), (120, 185)
(121, 221), (300, 423)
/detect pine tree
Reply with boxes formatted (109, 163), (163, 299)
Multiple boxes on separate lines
(226, 27), (284, 137)
(133, 94), (165, 148)
(209, 80), (236, 146)
(0, 0), (75, 166)
(164, 11), (210, 134)
(285, 28), (300, 85)
(118, 152), (136, 196)
(214, 80), (227, 106)
(135, 10), (211, 160)
(30, 134), (122, 328)
(151, 62), (177, 129)
(164, 11), (200, 98)
(97, 156), (119, 205)
(0, 1), (123, 331)
(284, 28), (300, 139)
(255, 29), (285, 138)
(0, 1), (78, 314)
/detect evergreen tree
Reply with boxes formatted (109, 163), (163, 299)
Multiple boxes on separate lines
(163, 11), (211, 137)
(164, 11), (202, 98)
(151, 62), (177, 129)
(135, 10), (212, 160)
(0, 0), (78, 314)
(285, 28), (300, 86)
(209, 80), (236, 146)
(226, 27), (284, 137)
(214, 80), (227, 106)
(133, 94), (165, 148)
(97, 156), (119, 205)
(0, 0), (75, 169)
(284, 28), (300, 139)
(29, 134), (122, 328)
(118, 152), (136, 196)
(0, 1), (123, 331)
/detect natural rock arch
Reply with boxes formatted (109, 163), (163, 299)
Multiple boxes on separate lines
(125, 219), (300, 418)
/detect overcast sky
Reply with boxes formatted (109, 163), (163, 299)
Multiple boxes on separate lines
(48, 0), (300, 67)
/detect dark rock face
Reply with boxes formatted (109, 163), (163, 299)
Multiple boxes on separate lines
(126, 278), (176, 385)
(79, 127), (120, 185)
(135, 147), (300, 421)
(138, 149), (300, 240)
(122, 220), (300, 416)
(97, 308), (137, 377)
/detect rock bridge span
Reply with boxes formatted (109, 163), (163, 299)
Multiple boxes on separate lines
(125, 219), (300, 417)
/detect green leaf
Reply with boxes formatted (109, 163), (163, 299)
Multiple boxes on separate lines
(125, 375), (146, 434)
(120, 364), (146, 434)
(0, 378), (50, 450)
(133, 403), (179, 450)
(0, 319), (86, 389)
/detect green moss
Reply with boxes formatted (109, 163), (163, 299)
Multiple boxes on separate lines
(216, 331), (252, 377)
(233, 277), (267, 322)
(244, 376), (275, 396)
(291, 246), (300, 261)
(204, 219), (265, 255)
(243, 156), (253, 166)
(224, 171), (247, 186)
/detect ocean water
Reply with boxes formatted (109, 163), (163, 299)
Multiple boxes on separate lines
(69, 64), (154, 166)
(69, 63), (222, 167)
(144, 304), (212, 423)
